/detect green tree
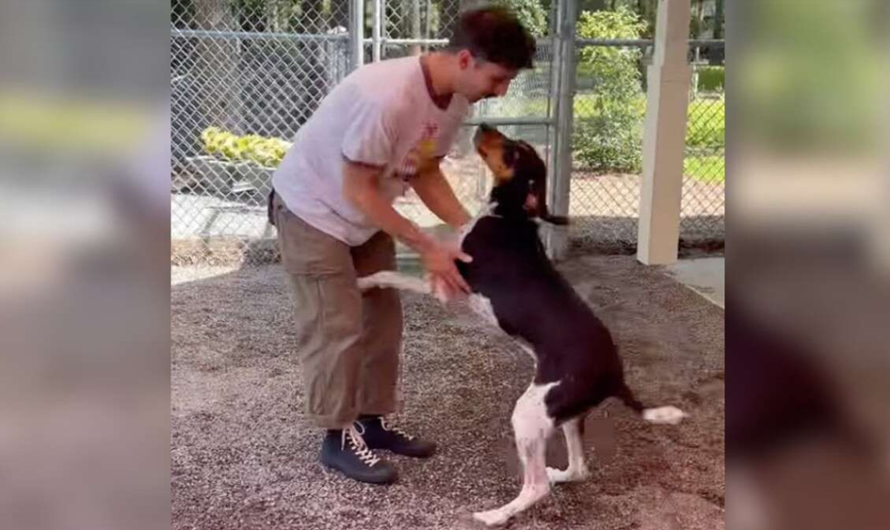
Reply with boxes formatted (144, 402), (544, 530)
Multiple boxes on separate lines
(573, 7), (647, 172)
(493, 0), (549, 37)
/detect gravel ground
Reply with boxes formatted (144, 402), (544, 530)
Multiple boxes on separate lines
(172, 255), (725, 529)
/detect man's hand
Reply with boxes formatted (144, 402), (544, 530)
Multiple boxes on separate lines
(419, 240), (472, 298)
(342, 158), (473, 299)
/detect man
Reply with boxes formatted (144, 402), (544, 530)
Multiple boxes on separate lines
(270, 7), (536, 484)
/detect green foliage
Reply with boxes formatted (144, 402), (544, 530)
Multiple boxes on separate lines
(685, 98), (725, 183)
(686, 99), (725, 149)
(696, 66), (724, 92)
(201, 127), (291, 167)
(573, 8), (647, 173)
(684, 155), (725, 184)
(493, 0), (549, 37)
(574, 110), (644, 174)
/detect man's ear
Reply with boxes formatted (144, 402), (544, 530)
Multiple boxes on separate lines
(456, 49), (472, 70)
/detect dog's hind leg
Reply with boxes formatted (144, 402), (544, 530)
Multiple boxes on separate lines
(547, 416), (591, 483)
(473, 382), (557, 527)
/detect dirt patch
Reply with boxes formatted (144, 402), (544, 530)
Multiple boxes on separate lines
(172, 255), (724, 529)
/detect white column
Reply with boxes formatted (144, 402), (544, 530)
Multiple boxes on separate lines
(637, 0), (692, 265)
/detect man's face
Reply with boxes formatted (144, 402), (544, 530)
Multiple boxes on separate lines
(456, 50), (518, 103)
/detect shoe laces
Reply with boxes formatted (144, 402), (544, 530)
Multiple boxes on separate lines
(380, 416), (415, 441)
(342, 423), (380, 467)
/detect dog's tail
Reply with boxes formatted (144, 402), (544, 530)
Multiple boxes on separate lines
(356, 271), (431, 295)
(616, 383), (688, 425)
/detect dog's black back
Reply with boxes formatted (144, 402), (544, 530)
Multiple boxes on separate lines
(458, 216), (635, 425)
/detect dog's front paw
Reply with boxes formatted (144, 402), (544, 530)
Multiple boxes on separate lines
(472, 509), (509, 527)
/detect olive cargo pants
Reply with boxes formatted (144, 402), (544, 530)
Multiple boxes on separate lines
(271, 192), (402, 429)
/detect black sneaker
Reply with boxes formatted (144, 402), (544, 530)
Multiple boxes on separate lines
(319, 424), (397, 484)
(358, 416), (437, 458)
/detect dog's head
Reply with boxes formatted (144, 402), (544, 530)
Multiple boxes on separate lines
(473, 123), (568, 225)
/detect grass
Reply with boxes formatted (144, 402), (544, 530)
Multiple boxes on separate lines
(522, 94), (725, 149)
(685, 98), (725, 149)
(492, 92), (727, 184)
(684, 154), (725, 183)
(573, 94), (725, 183)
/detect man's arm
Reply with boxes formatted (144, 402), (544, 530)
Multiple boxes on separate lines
(343, 159), (436, 253)
(410, 159), (472, 229)
(342, 158), (472, 293)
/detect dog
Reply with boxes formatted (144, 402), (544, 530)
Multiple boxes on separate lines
(358, 124), (687, 527)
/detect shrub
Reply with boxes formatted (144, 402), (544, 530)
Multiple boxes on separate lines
(574, 112), (643, 174)
(493, 0), (548, 38)
(200, 127), (291, 167)
(572, 8), (647, 173)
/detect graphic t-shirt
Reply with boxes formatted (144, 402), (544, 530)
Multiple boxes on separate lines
(272, 56), (470, 246)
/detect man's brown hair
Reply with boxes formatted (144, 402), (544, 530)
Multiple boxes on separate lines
(447, 6), (536, 70)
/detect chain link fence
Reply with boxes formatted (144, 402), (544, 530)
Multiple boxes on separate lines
(171, 0), (351, 265)
(170, 0), (724, 265)
(681, 42), (725, 244)
(568, 39), (647, 252)
(568, 38), (724, 253)
(171, 0), (556, 265)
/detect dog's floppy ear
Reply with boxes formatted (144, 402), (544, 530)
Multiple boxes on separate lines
(519, 143), (570, 226)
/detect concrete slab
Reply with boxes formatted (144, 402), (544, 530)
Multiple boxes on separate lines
(665, 257), (725, 308)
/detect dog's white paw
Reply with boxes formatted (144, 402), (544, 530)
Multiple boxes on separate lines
(472, 509), (509, 527)
(643, 406), (688, 425)
(546, 466), (589, 483)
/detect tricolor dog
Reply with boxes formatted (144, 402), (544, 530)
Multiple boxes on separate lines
(358, 124), (687, 527)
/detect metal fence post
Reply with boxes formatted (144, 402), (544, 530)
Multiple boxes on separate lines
(372, 0), (382, 62)
(637, 0), (692, 265)
(350, 0), (364, 70)
(545, 0), (578, 260)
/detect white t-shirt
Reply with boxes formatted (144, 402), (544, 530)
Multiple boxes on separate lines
(272, 56), (470, 246)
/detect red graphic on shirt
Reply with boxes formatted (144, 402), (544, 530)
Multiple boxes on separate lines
(398, 122), (440, 180)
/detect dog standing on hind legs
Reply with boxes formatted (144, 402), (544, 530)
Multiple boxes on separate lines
(358, 124), (687, 527)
